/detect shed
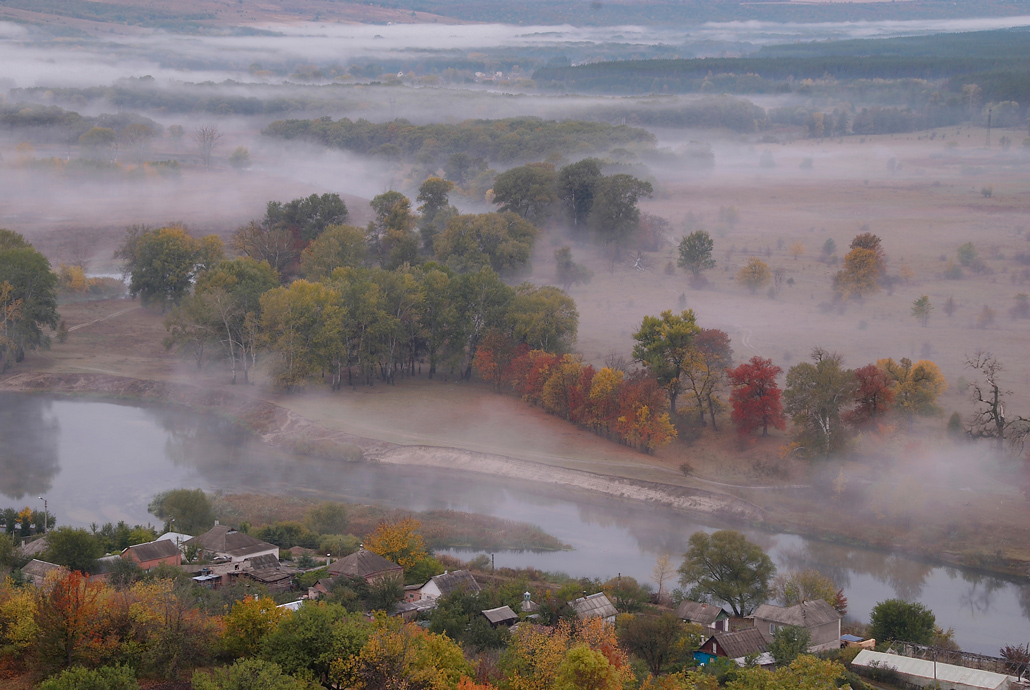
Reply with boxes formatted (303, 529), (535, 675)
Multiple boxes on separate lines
(482, 605), (519, 627)
(568, 592), (618, 624)
(851, 650), (1014, 690)
(696, 628), (772, 667)
(841, 634), (876, 650)
(676, 601), (731, 631)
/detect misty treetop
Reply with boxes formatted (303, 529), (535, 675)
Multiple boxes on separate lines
(0, 229), (59, 370)
(262, 115), (655, 165)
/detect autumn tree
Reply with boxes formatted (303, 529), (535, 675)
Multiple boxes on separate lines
(589, 173), (653, 270)
(848, 363), (894, 427)
(878, 357), (947, 422)
(554, 246), (593, 291)
(784, 349), (857, 457)
(299, 224), (367, 281)
(727, 357), (785, 437)
(340, 619), (471, 690)
(771, 569), (845, 614)
(511, 284), (578, 353)
(434, 212), (538, 275)
(682, 328), (733, 431)
(367, 192), (420, 270)
(0, 230), (59, 366)
(222, 596), (288, 659)
(364, 517), (428, 571)
(116, 225), (224, 311)
(417, 176), (456, 253)
(677, 530), (775, 617)
(492, 163), (558, 225)
(677, 231), (715, 280)
(735, 258), (771, 294)
(259, 280), (344, 389)
(834, 232), (885, 299)
(32, 572), (109, 673)
(911, 295), (933, 326)
(265, 193), (350, 245)
(964, 351), (1030, 453)
(788, 241), (805, 261)
(78, 127), (116, 161)
(632, 309), (700, 416)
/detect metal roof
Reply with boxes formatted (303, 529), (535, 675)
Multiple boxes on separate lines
(753, 600), (842, 627)
(568, 592), (618, 621)
(124, 539), (181, 563)
(328, 549), (403, 579)
(676, 601), (730, 625)
(852, 650), (1012, 690)
(429, 570), (481, 597)
(482, 606), (519, 624)
(704, 628), (768, 659)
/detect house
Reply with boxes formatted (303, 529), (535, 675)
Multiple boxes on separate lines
(696, 628), (773, 667)
(391, 598), (438, 622)
(751, 600), (843, 653)
(851, 650), (1014, 690)
(327, 549), (403, 585)
(482, 606), (519, 627)
(241, 553), (295, 592)
(568, 592), (618, 624)
(92, 555), (123, 580)
(676, 601), (731, 631)
(122, 539), (182, 570)
(156, 531), (193, 553)
(18, 536), (49, 560)
(21, 559), (66, 587)
(418, 570), (481, 601)
(185, 524), (279, 563)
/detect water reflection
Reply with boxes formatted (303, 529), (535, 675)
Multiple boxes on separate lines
(0, 394), (60, 499)
(0, 393), (1028, 654)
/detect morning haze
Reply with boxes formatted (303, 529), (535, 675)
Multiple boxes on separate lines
(2, 0), (1030, 685)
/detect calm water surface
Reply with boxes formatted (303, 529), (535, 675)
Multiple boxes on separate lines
(1, 393), (1028, 654)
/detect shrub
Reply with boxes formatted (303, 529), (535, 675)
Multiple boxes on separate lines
(38, 665), (138, 690)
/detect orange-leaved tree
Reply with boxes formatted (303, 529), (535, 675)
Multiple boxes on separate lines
(364, 517), (428, 570)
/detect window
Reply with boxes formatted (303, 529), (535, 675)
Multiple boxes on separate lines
(770, 623), (776, 634)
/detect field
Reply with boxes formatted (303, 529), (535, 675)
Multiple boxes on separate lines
(6, 125), (1030, 573)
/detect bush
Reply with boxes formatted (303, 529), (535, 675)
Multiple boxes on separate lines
(192, 658), (314, 690)
(38, 665), (138, 690)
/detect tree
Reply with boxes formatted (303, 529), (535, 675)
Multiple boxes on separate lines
(820, 238), (836, 260)
(266, 193), (350, 245)
(492, 163), (558, 225)
(434, 212), (539, 275)
(232, 221), (297, 282)
(554, 246), (593, 291)
(78, 127), (116, 161)
(682, 328), (733, 431)
(44, 527), (101, 574)
(259, 280), (344, 389)
(261, 603), (369, 686)
(300, 224), (367, 281)
(735, 258), (771, 294)
(555, 644), (623, 690)
(632, 309), (700, 416)
(510, 285), (578, 354)
(33, 571), (108, 672)
(788, 241), (805, 261)
(834, 233), (885, 299)
(228, 146), (252, 170)
(116, 225), (224, 311)
(878, 358), (947, 422)
(957, 242), (978, 267)
(557, 158), (604, 231)
(943, 295), (956, 317)
(193, 659), (313, 690)
(0, 230), (59, 367)
(444, 152), (487, 187)
(417, 177), (456, 253)
(727, 357), (785, 437)
(617, 613), (690, 677)
(848, 364), (894, 427)
(193, 126), (222, 168)
(652, 554), (675, 604)
(768, 626), (811, 666)
(964, 351), (1030, 453)
(589, 174), (653, 270)
(911, 295), (933, 326)
(677, 530), (775, 617)
(784, 349), (857, 457)
(364, 517), (427, 571)
(341, 619), (472, 690)
(222, 596), (288, 659)
(38, 665), (138, 690)
(122, 123), (154, 165)
(677, 231), (716, 280)
(147, 488), (214, 535)
(771, 570), (843, 612)
(869, 599), (935, 644)
(305, 502), (348, 535)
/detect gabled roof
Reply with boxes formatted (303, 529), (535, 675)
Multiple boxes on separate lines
(327, 549), (402, 579)
(706, 628), (768, 659)
(245, 554), (281, 570)
(246, 567), (293, 584)
(19, 536), (49, 558)
(568, 592), (618, 621)
(482, 605), (518, 624)
(852, 650), (1010, 690)
(752, 600), (842, 628)
(428, 570), (481, 597)
(94, 555), (123, 575)
(185, 525), (277, 558)
(124, 539), (181, 563)
(676, 601), (729, 625)
(22, 559), (65, 579)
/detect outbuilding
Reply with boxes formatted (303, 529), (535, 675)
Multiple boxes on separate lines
(851, 650), (1016, 690)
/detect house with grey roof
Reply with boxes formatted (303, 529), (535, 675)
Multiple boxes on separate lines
(327, 549), (403, 585)
(122, 539), (182, 570)
(419, 570), (481, 600)
(185, 523), (278, 563)
(697, 628), (773, 667)
(751, 599), (843, 652)
(676, 601), (731, 631)
(482, 605), (519, 627)
(21, 559), (66, 587)
(568, 592), (618, 624)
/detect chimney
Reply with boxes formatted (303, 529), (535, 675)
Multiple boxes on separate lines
(214, 520), (219, 525)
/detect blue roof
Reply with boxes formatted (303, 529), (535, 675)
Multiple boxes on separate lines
(840, 634), (864, 642)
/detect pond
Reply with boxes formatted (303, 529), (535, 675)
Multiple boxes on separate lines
(1, 393), (1028, 655)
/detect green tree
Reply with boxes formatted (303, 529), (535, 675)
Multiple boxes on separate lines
(228, 146), (252, 170)
(677, 530), (775, 617)
(265, 193), (349, 244)
(116, 225), (224, 311)
(38, 665), (138, 690)
(0, 230), (59, 367)
(147, 488), (215, 535)
(367, 192), (419, 270)
(434, 212), (538, 275)
(416, 177), (456, 253)
(194, 659), (314, 690)
(557, 158), (603, 231)
(735, 258), (771, 294)
(869, 599), (936, 644)
(300, 225), (367, 281)
(589, 173), (653, 271)
(784, 349), (857, 457)
(957, 241), (978, 267)
(767, 626), (812, 666)
(911, 295), (933, 327)
(771, 570), (842, 612)
(617, 613), (693, 677)
(554, 246), (593, 291)
(678, 231), (716, 279)
(261, 603), (369, 686)
(222, 597), (288, 659)
(632, 309), (700, 415)
(44, 527), (101, 574)
(510, 284), (578, 353)
(492, 163), (558, 225)
(78, 127), (116, 161)
(260, 280), (344, 389)
(304, 502), (348, 535)
(450, 267), (515, 380)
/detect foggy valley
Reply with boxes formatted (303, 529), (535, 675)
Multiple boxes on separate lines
(2, 0), (1030, 687)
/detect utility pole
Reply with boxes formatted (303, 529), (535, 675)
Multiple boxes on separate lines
(986, 108), (992, 148)
(38, 496), (47, 535)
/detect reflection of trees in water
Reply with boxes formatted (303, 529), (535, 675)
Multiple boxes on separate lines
(0, 394), (60, 500)
(957, 570), (1006, 617)
(1018, 584), (1030, 621)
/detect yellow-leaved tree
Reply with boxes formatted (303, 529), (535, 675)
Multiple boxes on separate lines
(364, 517), (428, 570)
(877, 357), (947, 421)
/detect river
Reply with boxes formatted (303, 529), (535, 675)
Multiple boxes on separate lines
(1, 393), (1028, 655)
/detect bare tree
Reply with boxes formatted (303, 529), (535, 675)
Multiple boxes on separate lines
(965, 350), (1030, 454)
(192, 126), (222, 168)
(652, 553), (675, 604)
(122, 123), (154, 165)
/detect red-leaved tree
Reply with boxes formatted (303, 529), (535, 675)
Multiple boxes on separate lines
(727, 356), (786, 437)
(848, 363), (894, 427)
